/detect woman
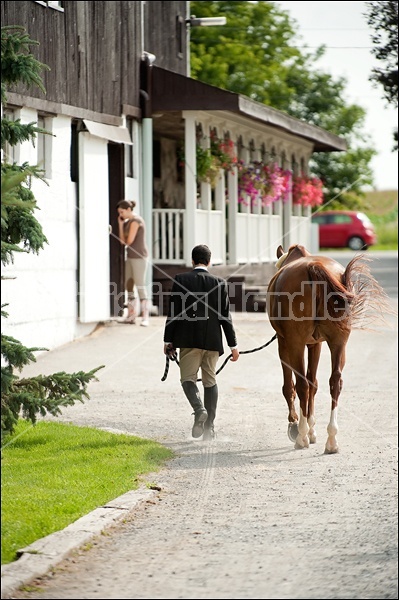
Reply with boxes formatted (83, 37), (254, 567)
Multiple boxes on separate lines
(117, 199), (149, 326)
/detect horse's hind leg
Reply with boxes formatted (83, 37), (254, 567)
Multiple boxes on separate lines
(277, 336), (298, 424)
(306, 342), (322, 444)
(290, 351), (310, 449)
(325, 343), (347, 454)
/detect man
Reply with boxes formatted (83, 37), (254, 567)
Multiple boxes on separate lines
(163, 244), (239, 440)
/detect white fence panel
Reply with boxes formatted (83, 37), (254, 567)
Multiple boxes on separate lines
(291, 216), (310, 248)
(195, 210), (225, 265)
(268, 214), (283, 259)
(153, 209), (184, 263)
(236, 213), (249, 263)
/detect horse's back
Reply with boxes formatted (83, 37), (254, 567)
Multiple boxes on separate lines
(267, 254), (349, 343)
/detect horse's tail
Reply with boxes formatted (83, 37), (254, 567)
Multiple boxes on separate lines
(307, 260), (355, 323)
(342, 255), (394, 328)
(309, 255), (392, 329)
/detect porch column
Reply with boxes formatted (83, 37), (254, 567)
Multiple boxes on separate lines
(183, 112), (197, 266)
(227, 166), (238, 264)
(142, 117), (153, 300)
(283, 178), (293, 249)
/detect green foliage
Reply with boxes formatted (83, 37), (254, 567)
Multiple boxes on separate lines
(364, 189), (398, 248)
(1, 25), (104, 438)
(189, 0), (379, 203)
(195, 145), (216, 182)
(365, 1), (398, 149)
(1, 165), (48, 264)
(365, 1), (398, 108)
(1, 25), (49, 104)
(1, 420), (174, 564)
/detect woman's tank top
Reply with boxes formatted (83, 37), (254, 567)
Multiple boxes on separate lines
(124, 216), (148, 259)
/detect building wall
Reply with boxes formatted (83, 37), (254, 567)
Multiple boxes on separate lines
(1, 0), (188, 348)
(144, 1), (188, 75)
(1, 1), (142, 116)
(1, 1), (188, 117)
(2, 111), (82, 352)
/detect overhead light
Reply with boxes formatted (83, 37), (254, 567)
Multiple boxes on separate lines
(187, 16), (227, 27)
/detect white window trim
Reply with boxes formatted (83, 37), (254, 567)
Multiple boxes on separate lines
(34, 1), (64, 12)
(37, 115), (53, 180)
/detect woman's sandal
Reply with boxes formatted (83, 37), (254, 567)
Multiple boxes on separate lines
(122, 315), (136, 324)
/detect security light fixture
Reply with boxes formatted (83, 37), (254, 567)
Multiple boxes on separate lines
(186, 16), (227, 27)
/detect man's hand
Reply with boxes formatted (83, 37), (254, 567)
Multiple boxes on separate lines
(164, 343), (177, 359)
(230, 348), (239, 362)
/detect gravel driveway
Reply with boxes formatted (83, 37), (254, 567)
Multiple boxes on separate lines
(5, 305), (398, 600)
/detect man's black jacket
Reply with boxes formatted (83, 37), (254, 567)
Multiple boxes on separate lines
(163, 268), (237, 356)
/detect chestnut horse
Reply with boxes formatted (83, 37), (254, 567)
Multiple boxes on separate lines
(267, 244), (388, 454)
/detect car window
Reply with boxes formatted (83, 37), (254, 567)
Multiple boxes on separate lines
(312, 214), (328, 224)
(330, 214), (352, 224)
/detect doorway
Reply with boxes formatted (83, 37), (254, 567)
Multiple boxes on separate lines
(108, 142), (125, 317)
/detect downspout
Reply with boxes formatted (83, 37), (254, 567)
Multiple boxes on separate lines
(140, 52), (154, 308)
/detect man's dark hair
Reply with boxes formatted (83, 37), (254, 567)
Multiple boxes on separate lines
(192, 244), (211, 266)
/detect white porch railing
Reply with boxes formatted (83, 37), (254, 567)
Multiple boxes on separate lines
(152, 205), (287, 265)
(291, 204), (312, 249)
(152, 173), (313, 266)
(153, 209), (185, 263)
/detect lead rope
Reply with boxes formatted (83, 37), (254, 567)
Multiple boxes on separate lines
(161, 334), (277, 382)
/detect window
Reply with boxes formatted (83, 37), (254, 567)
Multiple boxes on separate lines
(176, 15), (184, 58)
(331, 214), (351, 224)
(70, 121), (79, 183)
(37, 115), (53, 179)
(2, 109), (17, 164)
(125, 118), (135, 178)
(312, 215), (328, 225)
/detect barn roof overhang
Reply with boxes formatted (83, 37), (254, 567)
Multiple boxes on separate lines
(150, 66), (347, 153)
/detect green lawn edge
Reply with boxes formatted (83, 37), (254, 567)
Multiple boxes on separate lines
(1, 420), (174, 565)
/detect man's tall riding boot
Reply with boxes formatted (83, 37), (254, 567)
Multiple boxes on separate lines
(181, 381), (208, 438)
(203, 384), (218, 440)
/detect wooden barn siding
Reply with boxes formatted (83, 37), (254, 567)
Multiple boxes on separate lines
(144, 1), (187, 75)
(1, 1), (142, 117)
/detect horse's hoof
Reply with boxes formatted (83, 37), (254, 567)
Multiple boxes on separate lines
(324, 446), (339, 454)
(295, 435), (310, 449)
(287, 422), (299, 442)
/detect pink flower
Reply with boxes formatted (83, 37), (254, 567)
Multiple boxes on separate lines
(292, 175), (324, 207)
(238, 161), (292, 207)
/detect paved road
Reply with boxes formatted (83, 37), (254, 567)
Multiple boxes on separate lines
(2, 253), (397, 600)
(320, 250), (398, 297)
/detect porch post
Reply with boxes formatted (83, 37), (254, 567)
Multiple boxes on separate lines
(183, 112), (197, 266)
(142, 117), (153, 299)
(227, 166), (238, 264)
(283, 177), (292, 249)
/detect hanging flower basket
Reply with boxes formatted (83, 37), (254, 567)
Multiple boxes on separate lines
(237, 161), (291, 207)
(292, 175), (324, 207)
(195, 145), (220, 186)
(179, 135), (238, 188)
(210, 133), (238, 173)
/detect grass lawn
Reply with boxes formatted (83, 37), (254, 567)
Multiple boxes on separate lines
(1, 420), (174, 565)
(365, 189), (398, 249)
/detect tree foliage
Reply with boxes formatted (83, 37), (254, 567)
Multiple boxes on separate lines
(364, 0), (398, 149)
(189, 0), (377, 205)
(1, 26), (103, 441)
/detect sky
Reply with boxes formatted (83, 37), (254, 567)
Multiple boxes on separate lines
(276, 0), (398, 191)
